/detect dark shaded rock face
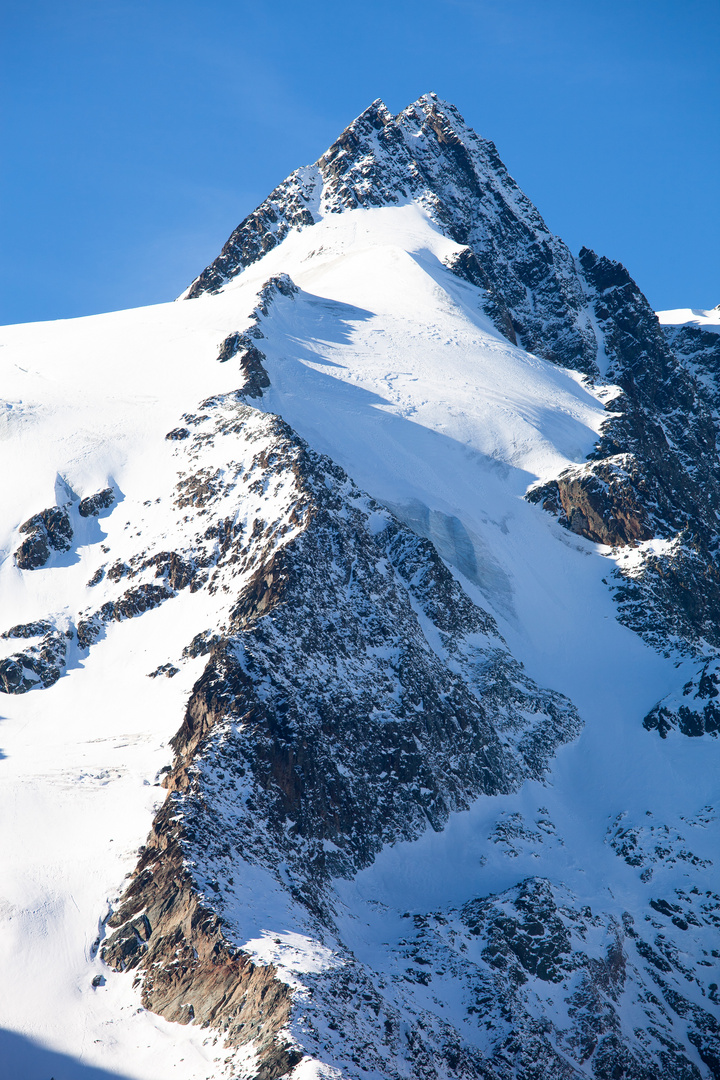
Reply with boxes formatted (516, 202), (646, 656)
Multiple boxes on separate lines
(15, 506), (73, 569)
(0, 621), (70, 694)
(101, 396), (582, 1071)
(78, 487), (115, 517)
(216, 274), (295, 397)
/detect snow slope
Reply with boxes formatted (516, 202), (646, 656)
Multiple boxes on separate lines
(657, 307), (720, 332)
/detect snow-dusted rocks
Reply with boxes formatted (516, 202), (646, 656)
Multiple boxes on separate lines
(15, 505), (73, 569)
(99, 398), (580, 1072)
(0, 619), (70, 693)
(78, 486), (116, 517)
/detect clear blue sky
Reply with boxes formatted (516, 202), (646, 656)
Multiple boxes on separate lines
(2, 0), (718, 325)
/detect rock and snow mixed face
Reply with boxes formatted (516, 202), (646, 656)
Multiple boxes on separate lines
(0, 95), (719, 1080)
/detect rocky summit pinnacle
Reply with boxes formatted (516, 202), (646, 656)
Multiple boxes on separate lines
(1, 96), (720, 1080)
(184, 94), (599, 374)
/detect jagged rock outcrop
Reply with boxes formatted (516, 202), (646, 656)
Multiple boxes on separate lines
(184, 95), (598, 375)
(102, 798), (301, 1080)
(528, 454), (652, 547)
(216, 333), (271, 397)
(0, 620), (71, 693)
(102, 390), (581, 1066)
(15, 505), (73, 569)
(79, 487), (115, 517)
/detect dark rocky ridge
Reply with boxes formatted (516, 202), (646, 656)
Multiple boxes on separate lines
(102, 394), (582, 1072)
(532, 252), (720, 677)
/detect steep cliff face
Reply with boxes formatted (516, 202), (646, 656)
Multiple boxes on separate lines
(2, 96), (720, 1080)
(528, 254), (720, 668)
(100, 378), (581, 1073)
(98, 388), (719, 1080)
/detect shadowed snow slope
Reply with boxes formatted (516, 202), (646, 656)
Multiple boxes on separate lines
(1, 96), (719, 1080)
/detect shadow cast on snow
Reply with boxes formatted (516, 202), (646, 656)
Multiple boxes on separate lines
(0, 1027), (139, 1080)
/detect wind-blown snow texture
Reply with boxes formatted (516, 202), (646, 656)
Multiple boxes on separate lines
(1, 94), (719, 1080)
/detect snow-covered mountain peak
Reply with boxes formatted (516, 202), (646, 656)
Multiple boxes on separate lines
(2, 96), (720, 1080)
(184, 94), (599, 376)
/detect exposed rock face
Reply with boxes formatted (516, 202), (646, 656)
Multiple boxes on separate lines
(216, 274), (293, 395)
(78, 487), (115, 517)
(102, 798), (301, 1080)
(15, 506), (73, 569)
(579, 249), (719, 542)
(102, 390), (581, 1066)
(528, 454), (652, 547)
(380, 875), (720, 1080)
(0, 620), (70, 693)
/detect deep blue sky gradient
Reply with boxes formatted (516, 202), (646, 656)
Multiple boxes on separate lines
(2, 0), (718, 325)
